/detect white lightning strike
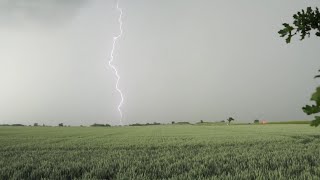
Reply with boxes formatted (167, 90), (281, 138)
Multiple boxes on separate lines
(108, 1), (124, 125)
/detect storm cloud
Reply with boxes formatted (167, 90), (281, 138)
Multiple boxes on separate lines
(0, 0), (88, 26)
(1, 0), (320, 126)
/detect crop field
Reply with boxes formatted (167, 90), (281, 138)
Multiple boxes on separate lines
(1, 124), (320, 179)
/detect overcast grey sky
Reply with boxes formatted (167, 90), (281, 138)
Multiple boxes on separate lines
(1, 0), (320, 125)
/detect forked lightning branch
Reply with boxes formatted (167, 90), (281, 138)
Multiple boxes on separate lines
(108, 0), (124, 125)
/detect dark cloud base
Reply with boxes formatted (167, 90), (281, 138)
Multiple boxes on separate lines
(0, 0), (88, 26)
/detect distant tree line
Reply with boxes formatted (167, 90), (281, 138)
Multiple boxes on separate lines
(0, 124), (25, 126)
(0, 118), (282, 127)
(91, 123), (111, 127)
(129, 122), (162, 126)
(171, 121), (192, 125)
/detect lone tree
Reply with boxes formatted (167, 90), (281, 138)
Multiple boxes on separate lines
(279, 7), (320, 126)
(254, 119), (260, 124)
(227, 117), (234, 125)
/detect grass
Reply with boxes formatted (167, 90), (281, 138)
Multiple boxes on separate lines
(1, 124), (320, 179)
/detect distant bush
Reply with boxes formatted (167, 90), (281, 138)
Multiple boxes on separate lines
(171, 121), (175, 124)
(129, 122), (161, 126)
(91, 124), (111, 127)
(176, 122), (191, 125)
(129, 123), (143, 126)
(34, 123), (38, 127)
(12, 124), (25, 126)
(254, 120), (260, 124)
(58, 123), (63, 127)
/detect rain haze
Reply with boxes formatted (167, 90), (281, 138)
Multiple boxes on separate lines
(1, 0), (320, 126)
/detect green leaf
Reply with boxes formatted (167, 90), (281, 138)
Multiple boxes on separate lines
(285, 36), (292, 43)
(283, 23), (290, 28)
(278, 29), (286, 35)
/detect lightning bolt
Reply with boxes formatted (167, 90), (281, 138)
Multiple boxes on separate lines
(108, 0), (124, 125)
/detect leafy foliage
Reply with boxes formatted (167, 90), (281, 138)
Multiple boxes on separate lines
(278, 7), (320, 43)
(311, 116), (320, 127)
(315, 70), (320, 78)
(302, 105), (320, 115)
(279, 7), (320, 126)
(303, 87), (320, 126)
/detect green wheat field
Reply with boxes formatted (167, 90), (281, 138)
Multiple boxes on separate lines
(1, 124), (320, 179)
